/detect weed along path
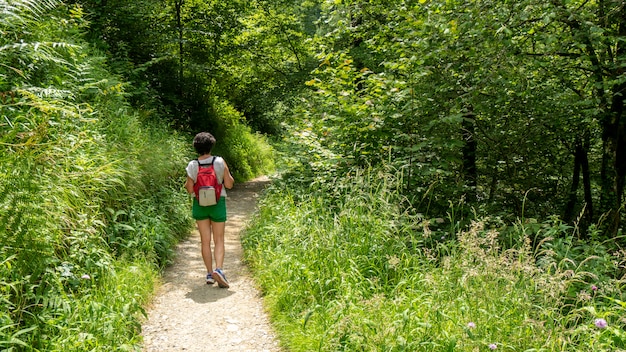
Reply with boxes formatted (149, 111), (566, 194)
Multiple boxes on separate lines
(141, 176), (281, 352)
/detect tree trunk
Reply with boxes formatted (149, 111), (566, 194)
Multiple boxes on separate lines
(600, 5), (626, 237)
(603, 81), (626, 236)
(581, 137), (593, 227)
(564, 138), (593, 233)
(461, 107), (477, 203)
(175, 0), (184, 83)
(563, 141), (582, 223)
(613, 1), (626, 235)
(556, 0), (624, 236)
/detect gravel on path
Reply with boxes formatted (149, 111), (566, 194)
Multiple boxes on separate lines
(141, 177), (282, 352)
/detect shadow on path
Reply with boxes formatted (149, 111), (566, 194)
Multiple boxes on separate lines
(141, 177), (280, 352)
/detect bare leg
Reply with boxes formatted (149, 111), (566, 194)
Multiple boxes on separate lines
(211, 221), (226, 269)
(197, 219), (213, 273)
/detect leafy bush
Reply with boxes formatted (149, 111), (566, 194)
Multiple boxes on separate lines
(209, 100), (275, 181)
(0, 2), (192, 349)
(243, 166), (626, 351)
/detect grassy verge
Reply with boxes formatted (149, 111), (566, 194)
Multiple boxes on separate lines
(242, 167), (626, 351)
(0, 2), (276, 349)
(0, 99), (192, 350)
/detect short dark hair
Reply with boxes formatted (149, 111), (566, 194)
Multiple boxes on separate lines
(193, 132), (216, 155)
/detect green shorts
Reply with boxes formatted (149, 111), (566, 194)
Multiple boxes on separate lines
(192, 196), (227, 222)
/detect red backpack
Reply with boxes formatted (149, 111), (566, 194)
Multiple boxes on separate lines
(193, 157), (223, 206)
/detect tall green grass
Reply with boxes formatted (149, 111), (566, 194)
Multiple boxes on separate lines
(0, 90), (192, 350)
(0, 2), (193, 350)
(0, 2), (275, 348)
(242, 167), (626, 351)
(207, 99), (275, 181)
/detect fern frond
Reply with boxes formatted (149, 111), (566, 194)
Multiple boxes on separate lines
(0, 63), (24, 78)
(0, 0), (61, 25)
(1, 0), (60, 16)
(0, 42), (77, 71)
(16, 88), (78, 114)
(15, 0), (60, 15)
(0, 2), (25, 26)
(0, 41), (79, 53)
(21, 86), (73, 99)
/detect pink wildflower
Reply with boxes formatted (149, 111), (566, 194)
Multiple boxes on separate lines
(595, 318), (608, 329)
(489, 343), (497, 350)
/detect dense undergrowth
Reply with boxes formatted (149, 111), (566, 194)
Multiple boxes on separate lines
(0, 2), (272, 350)
(243, 164), (626, 351)
(1, 70), (189, 351)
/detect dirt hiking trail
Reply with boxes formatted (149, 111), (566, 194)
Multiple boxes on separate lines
(141, 177), (282, 352)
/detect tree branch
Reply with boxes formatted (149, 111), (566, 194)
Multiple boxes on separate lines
(522, 52), (581, 58)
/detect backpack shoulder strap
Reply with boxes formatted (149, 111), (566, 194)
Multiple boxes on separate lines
(196, 157), (216, 167)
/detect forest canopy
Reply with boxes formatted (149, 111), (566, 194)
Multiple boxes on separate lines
(70, 0), (626, 238)
(1, 0), (626, 350)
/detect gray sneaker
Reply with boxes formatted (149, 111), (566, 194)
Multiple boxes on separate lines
(212, 268), (229, 288)
(206, 273), (215, 285)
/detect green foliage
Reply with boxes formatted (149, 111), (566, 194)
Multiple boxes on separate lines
(229, 0), (319, 133)
(286, 0), (626, 235)
(0, 1), (191, 349)
(239, 0), (626, 348)
(210, 100), (275, 181)
(243, 168), (626, 351)
(76, 0), (320, 134)
(5, 0), (626, 349)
